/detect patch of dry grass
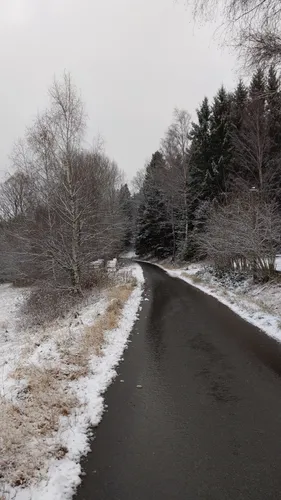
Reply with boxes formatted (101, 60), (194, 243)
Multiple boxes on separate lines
(182, 272), (203, 284)
(0, 366), (77, 487)
(0, 279), (136, 491)
(161, 262), (177, 270)
(253, 299), (274, 315)
(58, 283), (135, 367)
(181, 271), (190, 279)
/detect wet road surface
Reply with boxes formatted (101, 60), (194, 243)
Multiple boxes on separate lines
(75, 263), (281, 499)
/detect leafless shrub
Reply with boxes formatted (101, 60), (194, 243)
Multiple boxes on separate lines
(115, 267), (138, 286)
(22, 284), (82, 326)
(81, 268), (111, 290)
(198, 189), (281, 280)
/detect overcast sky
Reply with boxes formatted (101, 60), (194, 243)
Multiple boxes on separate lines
(0, 0), (237, 182)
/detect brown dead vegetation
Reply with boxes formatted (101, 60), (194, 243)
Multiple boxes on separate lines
(0, 281), (136, 490)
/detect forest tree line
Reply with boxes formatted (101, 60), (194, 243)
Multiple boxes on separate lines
(135, 66), (281, 279)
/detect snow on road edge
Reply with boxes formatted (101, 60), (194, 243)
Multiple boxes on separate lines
(157, 264), (281, 344)
(6, 264), (144, 500)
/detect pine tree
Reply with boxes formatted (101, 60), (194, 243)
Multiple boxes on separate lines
(135, 152), (173, 258)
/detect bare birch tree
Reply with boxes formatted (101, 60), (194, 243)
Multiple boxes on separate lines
(161, 108), (192, 258)
(231, 98), (271, 195)
(189, 0), (281, 68)
(0, 73), (126, 291)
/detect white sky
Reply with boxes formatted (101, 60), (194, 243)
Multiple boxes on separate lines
(0, 0), (237, 182)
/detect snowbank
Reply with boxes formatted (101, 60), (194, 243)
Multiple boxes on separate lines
(121, 250), (137, 259)
(1, 264), (144, 500)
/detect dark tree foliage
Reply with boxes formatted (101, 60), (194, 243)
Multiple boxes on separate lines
(119, 183), (133, 249)
(208, 86), (233, 198)
(267, 66), (281, 155)
(135, 66), (281, 261)
(266, 65), (281, 202)
(228, 80), (248, 183)
(189, 97), (211, 199)
(230, 80), (248, 132)
(135, 152), (173, 258)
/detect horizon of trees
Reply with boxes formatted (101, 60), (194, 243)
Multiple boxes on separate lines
(2, 66), (281, 285)
(134, 65), (281, 279)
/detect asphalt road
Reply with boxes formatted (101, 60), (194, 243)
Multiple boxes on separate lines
(75, 262), (281, 500)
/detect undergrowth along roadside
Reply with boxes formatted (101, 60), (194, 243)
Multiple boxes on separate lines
(0, 267), (142, 497)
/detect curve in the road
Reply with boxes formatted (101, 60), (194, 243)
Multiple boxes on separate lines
(75, 262), (281, 500)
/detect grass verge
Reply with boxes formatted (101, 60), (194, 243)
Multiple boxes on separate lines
(0, 281), (136, 491)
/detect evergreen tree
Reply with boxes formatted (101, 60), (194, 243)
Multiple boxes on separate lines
(119, 183), (133, 249)
(189, 97), (212, 202)
(230, 79), (248, 132)
(229, 79), (248, 183)
(208, 86), (232, 198)
(249, 67), (266, 101)
(267, 66), (281, 156)
(187, 98), (212, 256)
(266, 65), (281, 201)
(135, 152), (173, 258)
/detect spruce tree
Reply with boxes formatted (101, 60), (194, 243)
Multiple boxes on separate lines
(250, 67), (265, 101)
(187, 98), (212, 256)
(230, 79), (248, 132)
(266, 65), (281, 201)
(267, 66), (281, 157)
(208, 86), (232, 198)
(135, 152), (173, 258)
(189, 97), (212, 202)
(229, 79), (248, 183)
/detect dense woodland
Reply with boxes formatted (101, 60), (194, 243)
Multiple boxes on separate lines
(135, 66), (281, 279)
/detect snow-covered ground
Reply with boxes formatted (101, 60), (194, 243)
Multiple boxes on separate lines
(120, 250), (137, 259)
(0, 284), (28, 401)
(275, 254), (281, 272)
(0, 264), (144, 500)
(163, 262), (281, 344)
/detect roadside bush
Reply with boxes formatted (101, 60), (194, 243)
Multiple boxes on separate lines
(81, 268), (110, 290)
(197, 190), (281, 281)
(22, 285), (81, 326)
